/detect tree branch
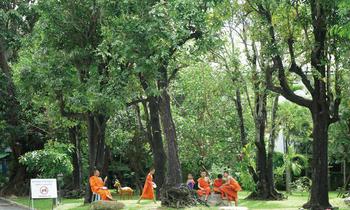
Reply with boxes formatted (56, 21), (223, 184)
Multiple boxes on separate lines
(287, 38), (315, 95)
(168, 64), (189, 84)
(257, 5), (312, 108)
(169, 29), (203, 58)
(329, 97), (341, 124)
(55, 91), (86, 120)
(126, 97), (150, 107)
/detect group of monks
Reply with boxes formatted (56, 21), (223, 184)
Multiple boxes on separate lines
(187, 171), (242, 206)
(89, 168), (241, 207)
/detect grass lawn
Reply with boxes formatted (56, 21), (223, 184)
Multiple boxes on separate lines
(10, 191), (349, 210)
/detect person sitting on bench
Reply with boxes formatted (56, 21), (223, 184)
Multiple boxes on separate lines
(89, 169), (113, 201)
(197, 171), (211, 202)
(220, 171), (241, 206)
(213, 174), (224, 194)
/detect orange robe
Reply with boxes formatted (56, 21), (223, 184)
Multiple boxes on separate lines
(197, 177), (211, 197)
(89, 176), (113, 200)
(141, 173), (154, 199)
(213, 179), (223, 193)
(220, 178), (241, 201)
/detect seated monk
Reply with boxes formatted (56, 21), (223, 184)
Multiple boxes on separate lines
(89, 169), (113, 201)
(220, 171), (241, 206)
(213, 174), (223, 194)
(197, 171), (211, 201)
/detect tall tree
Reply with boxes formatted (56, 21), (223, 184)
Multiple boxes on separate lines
(211, 3), (282, 197)
(244, 0), (344, 208)
(140, 89), (167, 198)
(102, 0), (223, 191)
(0, 0), (38, 195)
(16, 0), (130, 201)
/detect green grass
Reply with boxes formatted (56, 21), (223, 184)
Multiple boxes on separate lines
(9, 191), (349, 210)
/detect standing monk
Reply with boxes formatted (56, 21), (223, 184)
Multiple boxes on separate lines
(89, 169), (113, 201)
(197, 171), (211, 202)
(137, 168), (156, 204)
(220, 171), (241, 206)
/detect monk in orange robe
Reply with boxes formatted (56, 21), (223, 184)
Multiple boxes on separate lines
(213, 174), (223, 194)
(89, 169), (113, 201)
(220, 171), (241, 206)
(137, 168), (156, 204)
(197, 171), (211, 201)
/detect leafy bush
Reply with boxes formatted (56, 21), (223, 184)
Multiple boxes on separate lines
(19, 141), (73, 178)
(291, 176), (311, 192)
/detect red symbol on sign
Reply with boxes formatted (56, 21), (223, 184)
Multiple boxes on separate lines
(40, 186), (49, 195)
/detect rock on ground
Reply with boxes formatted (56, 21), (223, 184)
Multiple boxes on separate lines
(219, 207), (248, 210)
(344, 197), (350, 206)
(205, 193), (226, 206)
(90, 200), (125, 210)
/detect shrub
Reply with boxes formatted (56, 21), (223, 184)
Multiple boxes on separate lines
(19, 141), (73, 178)
(291, 176), (311, 192)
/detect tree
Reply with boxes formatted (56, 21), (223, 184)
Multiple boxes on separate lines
(16, 0), (131, 201)
(210, 2), (282, 198)
(139, 76), (167, 198)
(0, 0), (38, 195)
(244, 0), (345, 208)
(102, 0), (223, 192)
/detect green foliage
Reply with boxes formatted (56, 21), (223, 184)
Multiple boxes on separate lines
(333, 0), (350, 39)
(19, 141), (73, 178)
(173, 63), (241, 172)
(275, 148), (308, 177)
(0, 0), (37, 57)
(291, 176), (312, 193)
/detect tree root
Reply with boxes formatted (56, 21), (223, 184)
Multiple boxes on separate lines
(160, 184), (199, 208)
(246, 189), (285, 200)
(302, 201), (333, 210)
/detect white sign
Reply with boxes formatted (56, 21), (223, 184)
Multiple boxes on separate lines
(30, 179), (57, 199)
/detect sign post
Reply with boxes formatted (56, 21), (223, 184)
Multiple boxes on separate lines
(30, 179), (58, 210)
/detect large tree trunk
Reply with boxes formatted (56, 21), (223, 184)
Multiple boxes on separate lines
(266, 95), (281, 198)
(159, 89), (182, 186)
(139, 74), (167, 199)
(303, 105), (331, 209)
(69, 125), (83, 191)
(234, 88), (258, 183)
(248, 93), (282, 200)
(147, 97), (167, 198)
(95, 115), (107, 171)
(254, 93), (269, 198)
(84, 113), (108, 203)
